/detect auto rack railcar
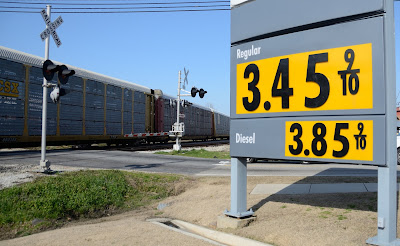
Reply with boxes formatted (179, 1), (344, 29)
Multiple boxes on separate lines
(0, 46), (229, 148)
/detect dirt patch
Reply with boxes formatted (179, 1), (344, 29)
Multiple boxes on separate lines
(157, 176), (398, 246)
(0, 209), (213, 246)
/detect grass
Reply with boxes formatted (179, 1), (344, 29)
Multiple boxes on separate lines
(0, 170), (186, 240)
(155, 148), (230, 159)
(319, 211), (331, 219)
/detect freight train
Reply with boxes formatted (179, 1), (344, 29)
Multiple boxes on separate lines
(0, 46), (229, 148)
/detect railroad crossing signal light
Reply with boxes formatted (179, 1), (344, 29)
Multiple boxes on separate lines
(42, 60), (75, 84)
(191, 87), (198, 97)
(190, 87), (207, 98)
(58, 65), (75, 84)
(199, 88), (207, 98)
(42, 59), (59, 81)
(43, 60), (75, 103)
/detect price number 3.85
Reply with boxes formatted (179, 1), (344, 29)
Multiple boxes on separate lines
(285, 120), (373, 161)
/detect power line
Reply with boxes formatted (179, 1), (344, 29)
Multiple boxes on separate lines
(0, 4), (229, 9)
(0, 1), (230, 5)
(0, 0), (230, 13)
(0, 8), (230, 13)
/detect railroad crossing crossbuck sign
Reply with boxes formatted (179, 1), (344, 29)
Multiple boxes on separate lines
(40, 9), (63, 47)
(183, 67), (189, 89)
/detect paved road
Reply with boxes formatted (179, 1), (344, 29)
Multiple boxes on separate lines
(1, 148), (399, 177)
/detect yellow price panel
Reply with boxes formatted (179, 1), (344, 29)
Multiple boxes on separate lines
(236, 43), (373, 114)
(285, 120), (373, 161)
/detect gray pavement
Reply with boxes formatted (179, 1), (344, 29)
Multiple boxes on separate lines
(2, 148), (400, 177)
(250, 183), (400, 195)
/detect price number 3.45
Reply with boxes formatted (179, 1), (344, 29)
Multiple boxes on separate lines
(285, 120), (373, 161)
(236, 43), (373, 114)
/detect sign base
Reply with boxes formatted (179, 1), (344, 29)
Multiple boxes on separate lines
(39, 159), (50, 169)
(224, 209), (254, 219)
(366, 236), (400, 246)
(173, 144), (181, 151)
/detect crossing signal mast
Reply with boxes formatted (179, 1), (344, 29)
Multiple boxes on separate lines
(39, 5), (73, 173)
(169, 68), (207, 151)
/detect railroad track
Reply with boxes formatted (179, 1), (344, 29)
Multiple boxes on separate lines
(110, 139), (229, 152)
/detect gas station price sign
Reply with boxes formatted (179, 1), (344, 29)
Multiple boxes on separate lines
(229, 1), (399, 241)
(230, 14), (386, 165)
(236, 43), (373, 114)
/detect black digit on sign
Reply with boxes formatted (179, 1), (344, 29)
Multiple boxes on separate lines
(345, 49), (355, 70)
(242, 64), (261, 111)
(289, 123), (303, 155)
(305, 53), (330, 108)
(332, 123), (349, 158)
(272, 58), (293, 109)
(348, 73), (359, 95)
(311, 123), (327, 156)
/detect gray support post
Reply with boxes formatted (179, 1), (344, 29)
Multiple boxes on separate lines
(224, 157), (254, 218)
(367, 0), (399, 245)
(367, 167), (399, 245)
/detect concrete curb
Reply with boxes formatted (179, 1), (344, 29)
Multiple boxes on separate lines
(147, 218), (224, 246)
(172, 219), (272, 246)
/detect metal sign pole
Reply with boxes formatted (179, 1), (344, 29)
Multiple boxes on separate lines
(367, 0), (399, 244)
(40, 5), (51, 172)
(224, 157), (254, 218)
(38, 6), (64, 172)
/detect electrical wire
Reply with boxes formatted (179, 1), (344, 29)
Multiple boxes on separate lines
(0, 1), (230, 5)
(0, 0), (230, 13)
(0, 9), (230, 13)
(0, 4), (229, 9)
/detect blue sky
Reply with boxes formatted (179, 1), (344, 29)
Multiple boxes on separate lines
(0, 3), (231, 114)
(0, 1), (399, 115)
